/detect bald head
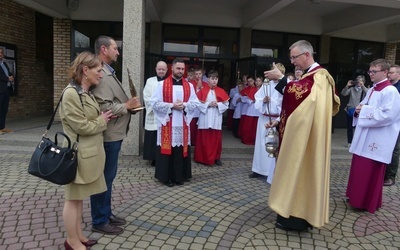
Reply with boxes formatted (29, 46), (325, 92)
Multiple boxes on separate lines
(155, 61), (168, 78)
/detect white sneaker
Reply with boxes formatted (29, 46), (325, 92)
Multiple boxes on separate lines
(347, 143), (351, 148)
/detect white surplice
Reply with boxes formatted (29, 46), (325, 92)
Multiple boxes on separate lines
(143, 76), (160, 131)
(350, 80), (400, 163)
(232, 92), (243, 119)
(197, 89), (229, 130)
(251, 81), (282, 184)
(150, 80), (200, 147)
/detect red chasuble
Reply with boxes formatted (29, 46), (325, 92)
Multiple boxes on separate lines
(161, 76), (190, 157)
(196, 85), (230, 103)
(277, 66), (322, 147)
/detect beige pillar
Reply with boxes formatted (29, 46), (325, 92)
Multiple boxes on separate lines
(121, 0), (145, 155)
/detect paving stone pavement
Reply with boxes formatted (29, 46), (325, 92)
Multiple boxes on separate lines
(0, 116), (399, 250)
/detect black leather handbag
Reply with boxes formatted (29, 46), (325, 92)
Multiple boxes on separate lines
(28, 88), (79, 185)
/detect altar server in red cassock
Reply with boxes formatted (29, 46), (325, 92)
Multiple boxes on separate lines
(189, 68), (207, 146)
(194, 70), (230, 166)
(241, 76), (262, 145)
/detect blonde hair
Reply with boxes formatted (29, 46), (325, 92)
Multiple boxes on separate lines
(68, 51), (102, 84)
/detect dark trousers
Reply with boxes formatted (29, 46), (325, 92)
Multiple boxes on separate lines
(0, 91), (10, 129)
(385, 132), (400, 180)
(346, 115), (354, 144)
(232, 118), (240, 138)
(143, 129), (157, 161)
(90, 140), (122, 226)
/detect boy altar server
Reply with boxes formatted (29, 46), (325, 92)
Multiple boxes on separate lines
(346, 58), (400, 213)
(249, 64), (285, 183)
(194, 70), (230, 166)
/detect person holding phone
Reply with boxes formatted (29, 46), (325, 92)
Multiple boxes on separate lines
(341, 75), (368, 147)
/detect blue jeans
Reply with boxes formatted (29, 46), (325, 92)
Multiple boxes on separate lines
(90, 140), (122, 226)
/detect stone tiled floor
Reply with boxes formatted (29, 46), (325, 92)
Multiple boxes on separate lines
(0, 116), (399, 250)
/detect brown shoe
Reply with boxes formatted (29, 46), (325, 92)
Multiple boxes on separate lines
(0, 130), (4, 135)
(1, 128), (13, 133)
(92, 223), (124, 235)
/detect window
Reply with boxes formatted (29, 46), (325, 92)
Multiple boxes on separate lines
(162, 24), (238, 57)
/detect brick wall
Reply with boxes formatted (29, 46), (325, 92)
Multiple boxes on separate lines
(0, 0), (53, 120)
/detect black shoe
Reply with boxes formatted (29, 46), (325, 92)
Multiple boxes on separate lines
(165, 180), (174, 187)
(215, 159), (222, 166)
(92, 223), (124, 235)
(151, 160), (156, 166)
(275, 222), (312, 231)
(275, 222), (293, 231)
(249, 172), (262, 178)
(175, 181), (184, 185)
(109, 215), (126, 226)
(383, 178), (395, 186)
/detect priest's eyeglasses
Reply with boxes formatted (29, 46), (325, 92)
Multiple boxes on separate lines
(367, 70), (384, 75)
(289, 52), (306, 61)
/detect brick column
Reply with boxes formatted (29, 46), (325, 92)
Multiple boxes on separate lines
(53, 19), (71, 118)
(385, 42), (397, 65)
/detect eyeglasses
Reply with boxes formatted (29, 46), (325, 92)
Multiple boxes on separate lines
(367, 70), (384, 75)
(289, 52), (306, 61)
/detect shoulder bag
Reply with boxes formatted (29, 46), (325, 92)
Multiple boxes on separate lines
(28, 87), (80, 185)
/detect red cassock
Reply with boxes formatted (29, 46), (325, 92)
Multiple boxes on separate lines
(240, 86), (258, 145)
(194, 86), (229, 165)
(189, 80), (208, 146)
(238, 86), (249, 138)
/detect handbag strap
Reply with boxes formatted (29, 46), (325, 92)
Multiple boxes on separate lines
(45, 86), (83, 142)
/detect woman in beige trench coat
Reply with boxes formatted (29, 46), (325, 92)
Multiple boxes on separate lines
(59, 52), (114, 250)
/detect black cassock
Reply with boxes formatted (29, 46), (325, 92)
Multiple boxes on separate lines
(155, 146), (192, 183)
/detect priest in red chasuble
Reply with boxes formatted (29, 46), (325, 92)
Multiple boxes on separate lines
(264, 40), (340, 231)
(150, 58), (200, 187)
(194, 70), (229, 166)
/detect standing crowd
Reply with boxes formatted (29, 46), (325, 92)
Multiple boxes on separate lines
(17, 36), (400, 249)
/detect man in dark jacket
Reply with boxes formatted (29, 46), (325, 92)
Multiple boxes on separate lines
(384, 64), (400, 186)
(0, 48), (14, 135)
